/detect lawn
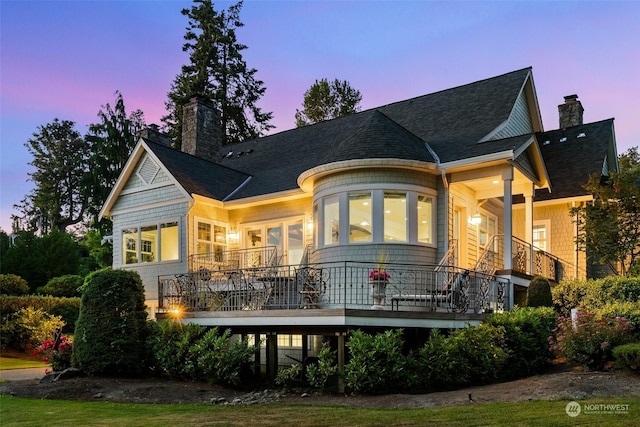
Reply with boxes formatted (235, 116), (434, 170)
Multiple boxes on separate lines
(0, 352), (47, 370)
(1, 395), (638, 427)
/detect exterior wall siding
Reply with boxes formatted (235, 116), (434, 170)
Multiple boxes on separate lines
(314, 167), (437, 194)
(489, 90), (534, 140)
(312, 243), (437, 266)
(112, 201), (190, 308)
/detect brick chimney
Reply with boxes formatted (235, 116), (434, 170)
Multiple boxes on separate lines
(181, 95), (222, 162)
(137, 124), (172, 147)
(558, 94), (584, 129)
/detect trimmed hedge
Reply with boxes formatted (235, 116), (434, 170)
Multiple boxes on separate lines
(0, 274), (29, 296)
(613, 343), (640, 372)
(37, 274), (83, 297)
(72, 269), (150, 375)
(553, 276), (640, 316)
(526, 276), (552, 308)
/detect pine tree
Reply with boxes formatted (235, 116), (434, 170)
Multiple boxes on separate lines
(163, 0), (273, 149)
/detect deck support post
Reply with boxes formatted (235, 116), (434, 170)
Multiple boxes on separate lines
(266, 332), (278, 382)
(337, 332), (346, 393)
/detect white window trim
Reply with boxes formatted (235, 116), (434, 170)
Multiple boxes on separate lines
(194, 216), (229, 255)
(314, 188), (437, 248)
(121, 220), (180, 265)
(533, 220), (551, 252)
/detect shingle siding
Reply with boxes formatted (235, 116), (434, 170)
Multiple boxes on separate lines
(489, 90), (534, 141)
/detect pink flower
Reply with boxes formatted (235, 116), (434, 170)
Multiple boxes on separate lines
(369, 269), (391, 280)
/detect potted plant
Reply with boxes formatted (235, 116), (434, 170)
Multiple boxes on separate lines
(368, 268), (391, 310)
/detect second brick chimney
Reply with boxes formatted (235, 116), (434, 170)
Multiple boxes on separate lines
(182, 95), (222, 162)
(558, 94), (584, 129)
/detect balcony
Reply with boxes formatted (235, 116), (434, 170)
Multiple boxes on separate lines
(477, 235), (572, 283)
(157, 260), (510, 317)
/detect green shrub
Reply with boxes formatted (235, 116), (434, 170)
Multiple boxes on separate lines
(72, 269), (150, 375)
(526, 276), (553, 308)
(417, 329), (470, 390)
(344, 329), (416, 394)
(306, 342), (338, 389)
(594, 302), (640, 339)
(484, 307), (557, 379)
(549, 310), (635, 370)
(9, 307), (65, 352)
(0, 295), (80, 333)
(553, 276), (640, 316)
(0, 274), (29, 296)
(190, 327), (256, 386)
(37, 275), (83, 297)
(613, 343), (640, 372)
(552, 278), (590, 316)
(148, 321), (206, 378)
(451, 324), (509, 384)
(275, 363), (303, 390)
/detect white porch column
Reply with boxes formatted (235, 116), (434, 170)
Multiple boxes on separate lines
(503, 168), (514, 270)
(524, 183), (534, 275)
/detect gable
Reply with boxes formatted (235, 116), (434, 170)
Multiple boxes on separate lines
(111, 152), (190, 214)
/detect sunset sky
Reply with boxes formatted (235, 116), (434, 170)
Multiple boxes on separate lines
(1, 0), (639, 233)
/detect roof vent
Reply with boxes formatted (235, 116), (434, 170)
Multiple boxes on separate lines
(225, 151), (234, 158)
(577, 133), (586, 138)
(560, 137), (568, 143)
(543, 140), (550, 145)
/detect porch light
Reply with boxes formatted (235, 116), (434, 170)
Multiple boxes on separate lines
(307, 219), (313, 231)
(469, 214), (482, 226)
(228, 229), (239, 242)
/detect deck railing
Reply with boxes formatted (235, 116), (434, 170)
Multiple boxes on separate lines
(476, 235), (570, 282)
(158, 261), (510, 315)
(188, 246), (279, 273)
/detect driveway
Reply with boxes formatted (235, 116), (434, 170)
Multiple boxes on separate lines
(0, 367), (47, 381)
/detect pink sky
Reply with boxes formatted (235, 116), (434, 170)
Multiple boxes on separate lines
(1, 1), (639, 233)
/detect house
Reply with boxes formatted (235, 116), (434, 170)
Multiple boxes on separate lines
(99, 67), (618, 382)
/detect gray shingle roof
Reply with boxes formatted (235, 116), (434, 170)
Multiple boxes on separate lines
(532, 119), (615, 201)
(378, 68), (531, 163)
(145, 139), (251, 200)
(217, 68), (533, 199)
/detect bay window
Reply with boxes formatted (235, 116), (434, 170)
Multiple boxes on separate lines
(316, 189), (435, 247)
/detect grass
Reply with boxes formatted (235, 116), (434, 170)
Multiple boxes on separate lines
(0, 395), (638, 426)
(0, 352), (48, 370)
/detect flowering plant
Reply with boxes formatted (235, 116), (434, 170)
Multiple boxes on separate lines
(548, 310), (633, 371)
(34, 335), (73, 374)
(369, 269), (391, 281)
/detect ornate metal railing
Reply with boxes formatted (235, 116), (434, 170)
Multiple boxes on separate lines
(158, 261), (510, 315)
(476, 235), (569, 282)
(188, 246), (279, 273)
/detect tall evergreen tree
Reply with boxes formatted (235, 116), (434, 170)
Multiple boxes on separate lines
(163, 0), (273, 149)
(85, 91), (145, 233)
(295, 78), (362, 127)
(16, 119), (90, 233)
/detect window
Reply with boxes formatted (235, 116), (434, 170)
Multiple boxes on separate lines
(316, 190), (435, 246)
(384, 192), (407, 242)
(196, 220), (227, 261)
(417, 196), (433, 243)
(241, 218), (305, 265)
(533, 221), (550, 251)
(324, 195), (339, 245)
(477, 213), (497, 249)
(277, 334), (302, 347)
(122, 222), (179, 265)
(349, 192), (372, 242)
